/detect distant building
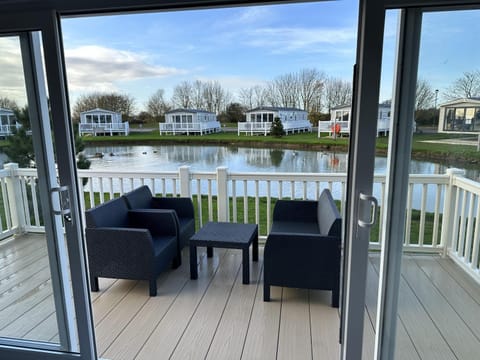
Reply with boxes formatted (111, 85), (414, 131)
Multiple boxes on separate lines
(318, 103), (391, 137)
(0, 108), (21, 137)
(238, 107), (312, 136)
(78, 108), (129, 136)
(159, 109), (221, 135)
(438, 98), (480, 133)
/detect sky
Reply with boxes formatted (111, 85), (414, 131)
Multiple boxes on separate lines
(1, 1), (480, 113)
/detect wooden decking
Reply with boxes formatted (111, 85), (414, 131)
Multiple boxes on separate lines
(1, 234), (480, 359)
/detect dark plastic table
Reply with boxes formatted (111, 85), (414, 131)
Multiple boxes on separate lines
(189, 222), (259, 284)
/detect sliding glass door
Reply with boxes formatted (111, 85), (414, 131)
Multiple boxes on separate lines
(0, 15), (96, 360)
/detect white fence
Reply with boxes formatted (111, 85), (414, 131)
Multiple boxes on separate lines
(0, 164), (479, 283)
(318, 119), (390, 137)
(159, 121), (221, 135)
(79, 122), (130, 136)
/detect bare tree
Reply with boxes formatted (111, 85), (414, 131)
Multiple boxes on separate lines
(446, 70), (480, 99)
(0, 97), (19, 110)
(171, 81), (193, 108)
(298, 68), (326, 112)
(73, 92), (136, 121)
(272, 73), (299, 108)
(146, 89), (170, 122)
(324, 77), (352, 112)
(192, 80), (205, 109)
(253, 85), (268, 108)
(238, 87), (255, 109)
(202, 80), (231, 113)
(415, 78), (436, 110)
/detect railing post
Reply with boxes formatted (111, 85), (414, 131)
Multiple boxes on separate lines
(440, 168), (465, 257)
(217, 166), (229, 222)
(4, 163), (26, 233)
(179, 166), (191, 198)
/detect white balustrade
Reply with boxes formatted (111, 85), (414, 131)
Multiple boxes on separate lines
(1, 163), (479, 284)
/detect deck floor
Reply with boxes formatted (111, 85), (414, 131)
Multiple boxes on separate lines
(1, 234), (479, 359)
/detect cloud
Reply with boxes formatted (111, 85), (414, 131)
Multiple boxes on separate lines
(0, 38), (27, 105)
(64, 45), (187, 92)
(244, 26), (357, 54)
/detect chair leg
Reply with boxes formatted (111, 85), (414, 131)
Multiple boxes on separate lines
(90, 276), (99, 292)
(332, 286), (339, 308)
(172, 252), (182, 269)
(263, 283), (270, 302)
(149, 279), (157, 296)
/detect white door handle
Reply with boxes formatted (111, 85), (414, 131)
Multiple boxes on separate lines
(358, 192), (378, 228)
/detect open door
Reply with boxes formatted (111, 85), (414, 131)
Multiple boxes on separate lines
(0, 15), (96, 360)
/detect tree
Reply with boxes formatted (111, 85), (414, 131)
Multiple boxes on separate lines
(270, 116), (285, 137)
(171, 81), (193, 109)
(298, 68), (326, 112)
(446, 70), (480, 99)
(222, 103), (246, 123)
(73, 92), (136, 121)
(3, 106), (34, 167)
(324, 77), (352, 112)
(268, 73), (299, 108)
(415, 78), (436, 110)
(4, 106), (91, 173)
(146, 89), (170, 122)
(0, 97), (19, 110)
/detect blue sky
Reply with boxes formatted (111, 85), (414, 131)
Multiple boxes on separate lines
(2, 1), (480, 112)
(61, 1), (362, 111)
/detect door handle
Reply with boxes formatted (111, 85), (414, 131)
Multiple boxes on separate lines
(51, 185), (72, 222)
(358, 192), (378, 228)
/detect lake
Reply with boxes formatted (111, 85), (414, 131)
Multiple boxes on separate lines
(83, 144), (469, 178)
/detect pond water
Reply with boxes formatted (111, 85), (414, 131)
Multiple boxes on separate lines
(82, 144), (480, 213)
(83, 144), (470, 178)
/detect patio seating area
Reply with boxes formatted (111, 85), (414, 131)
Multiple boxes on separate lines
(1, 233), (479, 359)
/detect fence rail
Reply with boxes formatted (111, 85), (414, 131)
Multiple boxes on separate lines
(1, 164), (479, 283)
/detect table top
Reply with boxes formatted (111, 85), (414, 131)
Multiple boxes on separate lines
(190, 222), (258, 246)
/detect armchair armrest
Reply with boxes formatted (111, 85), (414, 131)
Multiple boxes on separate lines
(272, 200), (318, 223)
(85, 227), (155, 264)
(128, 209), (178, 237)
(150, 197), (194, 218)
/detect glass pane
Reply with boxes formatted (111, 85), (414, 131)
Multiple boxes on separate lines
(0, 33), (78, 351)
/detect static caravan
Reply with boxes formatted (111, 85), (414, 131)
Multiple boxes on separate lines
(160, 109), (221, 135)
(239, 107), (312, 136)
(79, 108), (129, 136)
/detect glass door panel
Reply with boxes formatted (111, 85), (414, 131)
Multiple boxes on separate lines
(0, 34), (68, 347)
(0, 30), (95, 359)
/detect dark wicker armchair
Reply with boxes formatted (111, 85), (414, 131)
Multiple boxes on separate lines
(123, 185), (195, 266)
(85, 196), (180, 296)
(263, 189), (342, 307)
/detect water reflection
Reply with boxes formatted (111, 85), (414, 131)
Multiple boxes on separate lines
(83, 144), (474, 178)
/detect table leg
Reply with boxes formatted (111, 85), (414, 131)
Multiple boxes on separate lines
(242, 247), (250, 284)
(253, 231), (259, 262)
(190, 244), (198, 280)
(207, 246), (214, 258)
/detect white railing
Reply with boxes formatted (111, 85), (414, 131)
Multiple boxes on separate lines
(238, 121), (312, 136)
(1, 164), (479, 283)
(238, 122), (272, 136)
(318, 119), (390, 137)
(79, 122), (129, 136)
(0, 123), (22, 136)
(159, 121), (221, 135)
